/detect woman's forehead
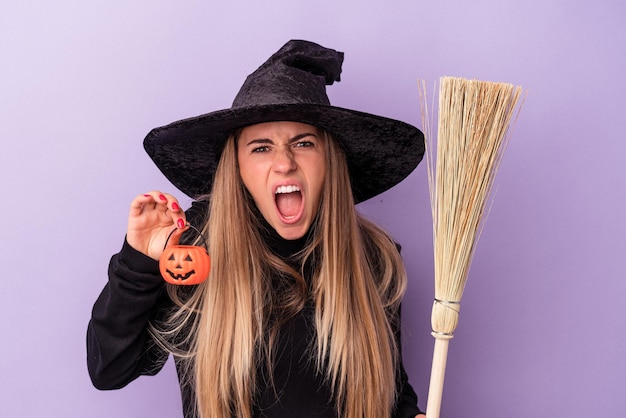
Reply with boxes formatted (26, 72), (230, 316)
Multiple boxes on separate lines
(238, 121), (320, 140)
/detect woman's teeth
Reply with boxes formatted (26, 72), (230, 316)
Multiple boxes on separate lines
(275, 185), (301, 194)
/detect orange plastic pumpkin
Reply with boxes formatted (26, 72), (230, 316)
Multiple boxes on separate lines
(159, 245), (211, 285)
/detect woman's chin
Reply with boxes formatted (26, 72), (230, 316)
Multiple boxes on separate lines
(270, 219), (311, 241)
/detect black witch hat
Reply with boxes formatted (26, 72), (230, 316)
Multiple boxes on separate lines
(143, 39), (424, 203)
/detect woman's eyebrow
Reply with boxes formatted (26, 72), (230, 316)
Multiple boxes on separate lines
(288, 132), (317, 143)
(244, 138), (273, 146)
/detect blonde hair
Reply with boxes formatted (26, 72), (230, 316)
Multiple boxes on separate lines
(151, 130), (408, 418)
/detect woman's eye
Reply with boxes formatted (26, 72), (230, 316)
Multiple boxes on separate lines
(252, 146), (270, 153)
(295, 140), (313, 148)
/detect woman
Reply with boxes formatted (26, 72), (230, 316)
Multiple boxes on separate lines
(87, 40), (426, 418)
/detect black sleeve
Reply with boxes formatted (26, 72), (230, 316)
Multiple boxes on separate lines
(392, 306), (425, 417)
(394, 360), (424, 417)
(86, 238), (171, 390)
(87, 201), (209, 390)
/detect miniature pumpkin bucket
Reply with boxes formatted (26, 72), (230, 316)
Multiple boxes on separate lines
(159, 224), (210, 285)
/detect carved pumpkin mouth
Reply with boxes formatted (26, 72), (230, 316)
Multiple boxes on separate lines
(164, 269), (196, 281)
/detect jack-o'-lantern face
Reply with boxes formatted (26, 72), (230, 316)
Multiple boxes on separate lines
(159, 245), (210, 285)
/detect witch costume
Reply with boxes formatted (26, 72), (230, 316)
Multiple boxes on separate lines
(87, 39), (425, 417)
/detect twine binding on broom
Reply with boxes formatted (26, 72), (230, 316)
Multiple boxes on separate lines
(432, 299), (461, 337)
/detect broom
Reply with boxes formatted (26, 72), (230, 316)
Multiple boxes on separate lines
(418, 77), (524, 418)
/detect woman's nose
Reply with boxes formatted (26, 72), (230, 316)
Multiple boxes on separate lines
(272, 148), (297, 173)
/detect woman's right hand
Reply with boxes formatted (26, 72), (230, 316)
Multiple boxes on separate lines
(126, 191), (187, 260)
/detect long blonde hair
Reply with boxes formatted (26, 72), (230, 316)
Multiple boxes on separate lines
(151, 130), (408, 418)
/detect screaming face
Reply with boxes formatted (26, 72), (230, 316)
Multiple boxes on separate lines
(237, 121), (326, 240)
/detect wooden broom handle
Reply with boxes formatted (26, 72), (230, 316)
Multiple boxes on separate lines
(426, 335), (452, 418)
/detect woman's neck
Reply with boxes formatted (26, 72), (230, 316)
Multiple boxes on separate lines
(261, 220), (311, 260)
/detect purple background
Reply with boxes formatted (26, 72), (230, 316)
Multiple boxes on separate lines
(2, 1), (624, 417)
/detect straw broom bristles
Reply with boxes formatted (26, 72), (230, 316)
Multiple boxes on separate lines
(419, 77), (524, 418)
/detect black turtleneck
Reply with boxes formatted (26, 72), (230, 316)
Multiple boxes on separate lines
(253, 223), (336, 417)
(87, 202), (422, 417)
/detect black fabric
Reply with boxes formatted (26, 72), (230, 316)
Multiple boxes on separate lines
(87, 203), (423, 417)
(143, 40), (425, 203)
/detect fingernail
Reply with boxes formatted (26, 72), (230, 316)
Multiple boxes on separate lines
(172, 202), (180, 211)
(143, 194), (151, 197)
(177, 218), (185, 229)
(159, 194), (167, 201)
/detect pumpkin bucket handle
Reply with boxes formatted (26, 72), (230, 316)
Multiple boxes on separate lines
(162, 223), (208, 251)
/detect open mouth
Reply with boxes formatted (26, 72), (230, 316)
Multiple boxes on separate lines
(275, 185), (303, 221)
